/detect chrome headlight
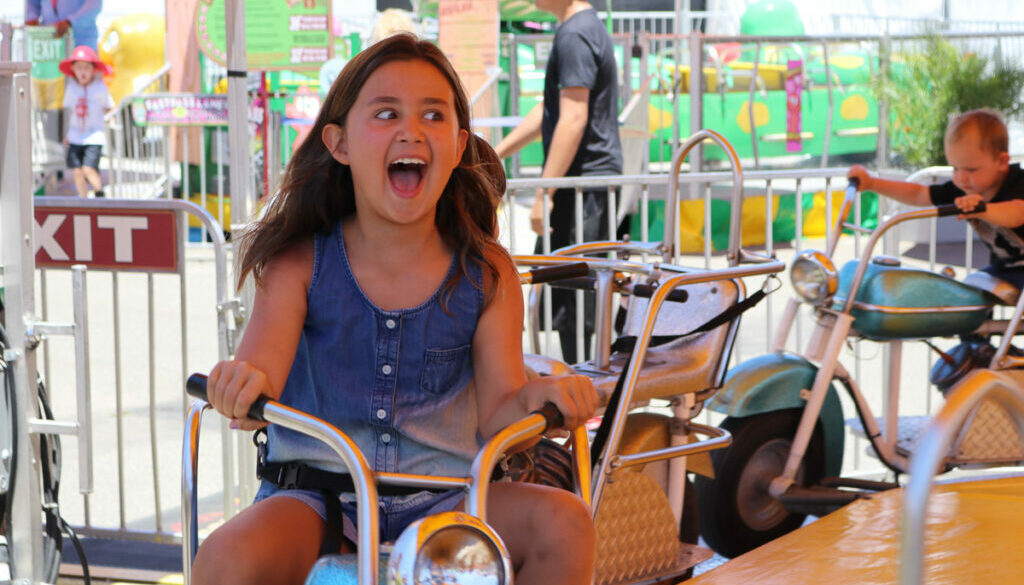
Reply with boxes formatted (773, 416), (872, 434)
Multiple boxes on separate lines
(389, 511), (512, 585)
(790, 250), (838, 304)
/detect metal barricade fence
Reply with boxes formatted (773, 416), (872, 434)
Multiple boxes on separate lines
(103, 64), (173, 199)
(29, 196), (247, 547)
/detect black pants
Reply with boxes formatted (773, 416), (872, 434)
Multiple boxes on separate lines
(535, 187), (626, 363)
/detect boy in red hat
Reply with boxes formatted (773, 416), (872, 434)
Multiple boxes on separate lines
(60, 45), (113, 197)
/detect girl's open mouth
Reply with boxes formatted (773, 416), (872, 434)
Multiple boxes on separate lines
(388, 158), (426, 196)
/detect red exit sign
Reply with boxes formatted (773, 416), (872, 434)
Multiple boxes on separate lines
(34, 208), (179, 272)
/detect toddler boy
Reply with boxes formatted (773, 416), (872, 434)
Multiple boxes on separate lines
(849, 109), (1024, 289)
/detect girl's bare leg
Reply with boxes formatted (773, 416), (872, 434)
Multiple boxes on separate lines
(485, 482), (596, 585)
(191, 496), (326, 585)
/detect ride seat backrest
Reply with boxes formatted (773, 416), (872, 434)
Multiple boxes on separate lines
(619, 277), (739, 338)
(589, 276), (743, 406)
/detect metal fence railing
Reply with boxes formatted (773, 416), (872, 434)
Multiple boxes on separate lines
(103, 63), (172, 199)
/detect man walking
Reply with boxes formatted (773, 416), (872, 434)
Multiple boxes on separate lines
(495, 0), (622, 363)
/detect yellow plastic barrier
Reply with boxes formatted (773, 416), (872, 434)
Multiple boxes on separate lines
(675, 189), (865, 253)
(187, 193), (230, 229)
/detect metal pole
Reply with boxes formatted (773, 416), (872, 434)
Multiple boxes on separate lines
(876, 34), (890, 169)
(1, 21), (12, 61)
(226, 0), (252, 230)
(688, 31), (704, 173)
(1, 62), (46, 583)
(224, 1), (253, 520)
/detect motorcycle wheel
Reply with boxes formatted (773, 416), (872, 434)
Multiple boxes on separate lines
(694, 409), (826, 558)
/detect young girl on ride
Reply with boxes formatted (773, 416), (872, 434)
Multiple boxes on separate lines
(191, 33), (598, 585)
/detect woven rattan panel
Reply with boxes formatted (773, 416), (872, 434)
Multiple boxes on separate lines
(952, 398), (1024, 463)
(594, 471), (680, 585)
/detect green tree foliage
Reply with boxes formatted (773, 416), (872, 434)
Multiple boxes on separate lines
(878, 36), (1024, 168)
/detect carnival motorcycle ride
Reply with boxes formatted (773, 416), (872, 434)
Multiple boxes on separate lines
(695, 177), (1024, 559)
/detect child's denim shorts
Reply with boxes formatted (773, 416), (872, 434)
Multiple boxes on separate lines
(254, 479), (464, 543)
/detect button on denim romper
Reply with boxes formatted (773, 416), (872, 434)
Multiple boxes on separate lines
(255, 219), (484, 541)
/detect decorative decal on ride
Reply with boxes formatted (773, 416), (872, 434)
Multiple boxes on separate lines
(840, 94), (870, 121)
(785, 60), (803, 153)
(736, 100), (769, 133)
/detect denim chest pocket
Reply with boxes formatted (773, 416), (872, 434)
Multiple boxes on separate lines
(420, 344), (471, 395)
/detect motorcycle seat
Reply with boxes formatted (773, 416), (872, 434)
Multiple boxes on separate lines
(963, 271), (1020, 306)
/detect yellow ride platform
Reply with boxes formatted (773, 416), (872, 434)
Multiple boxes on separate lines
(688, 474), (1024, 585)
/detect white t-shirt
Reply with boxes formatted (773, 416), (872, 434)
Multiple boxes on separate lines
(63, 78), (114, 146)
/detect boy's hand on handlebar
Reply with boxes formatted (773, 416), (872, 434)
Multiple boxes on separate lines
(847, 165), (872, 191)
(207, 360), (272, 431)
(955, 193), (985, 218)
(520, 374), (598, 433)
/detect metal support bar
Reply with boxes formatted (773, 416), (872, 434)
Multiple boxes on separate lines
(71, 265), (93, 493)
(2, 60), (46, 584)
(609, 421), (731, 470)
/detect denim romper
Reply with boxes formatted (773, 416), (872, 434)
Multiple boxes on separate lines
(254, 219), (484, 541)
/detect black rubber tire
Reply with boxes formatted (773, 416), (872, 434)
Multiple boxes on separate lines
(694, 409), (826, 558)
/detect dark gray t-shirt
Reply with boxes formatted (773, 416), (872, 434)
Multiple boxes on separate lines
(541, 8), (623, 176)
(930, 163), (1024, 269)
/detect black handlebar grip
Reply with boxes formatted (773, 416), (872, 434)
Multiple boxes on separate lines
(848, 176), (860, 190)
(186, 372), (268, 421)
(533, 401), (565, 432)
(524, 262), (590, 285)
(632, 283), (689, 303)
(936, 202), (986, 217)
(186, 373), (209, 401)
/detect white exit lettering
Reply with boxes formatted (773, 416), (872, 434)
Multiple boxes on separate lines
(35, 214), (150, 264)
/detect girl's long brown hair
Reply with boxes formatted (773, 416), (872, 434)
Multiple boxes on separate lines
(236, 33), (508, 302)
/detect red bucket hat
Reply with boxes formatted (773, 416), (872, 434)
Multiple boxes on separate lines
(59, 45), (113, 77)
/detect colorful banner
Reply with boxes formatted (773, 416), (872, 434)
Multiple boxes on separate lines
(130, 93), (265, 131)
(196, 0), (331, 71)
(132, 94), (229, 126)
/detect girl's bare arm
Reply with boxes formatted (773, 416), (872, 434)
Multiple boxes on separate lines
(471, 251), (597, 439)
(207, 239), (313, 428)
